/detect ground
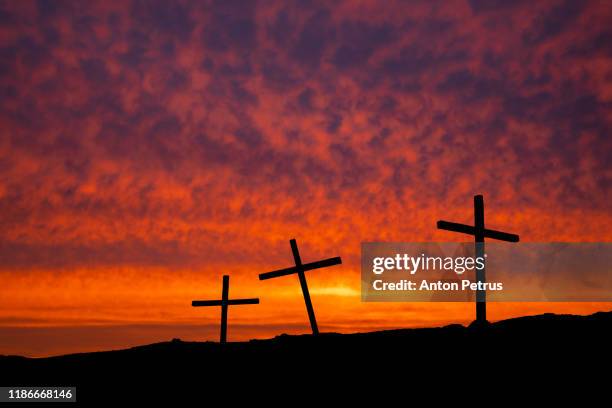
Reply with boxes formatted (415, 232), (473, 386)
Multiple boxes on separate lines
(1, 311), (609, 403)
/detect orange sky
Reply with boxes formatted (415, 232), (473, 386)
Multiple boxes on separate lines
(0, 0), (611, 357)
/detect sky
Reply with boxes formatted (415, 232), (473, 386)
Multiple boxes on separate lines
(0, 0), (611, 357)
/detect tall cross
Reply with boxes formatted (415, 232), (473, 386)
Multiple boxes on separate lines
(191, 275), (259, 343)
(259, 238), (342, 335)
(437, 195), (519, 325)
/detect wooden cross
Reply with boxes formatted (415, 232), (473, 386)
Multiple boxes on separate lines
(191, 275), (259, 343)
(259, 238), (342, 335)
(437, 195), (519, 325)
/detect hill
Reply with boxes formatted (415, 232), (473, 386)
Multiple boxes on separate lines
(1, 311), (609, 403)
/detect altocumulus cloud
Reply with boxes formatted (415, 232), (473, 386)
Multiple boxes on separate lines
(0, 0), (610, 271)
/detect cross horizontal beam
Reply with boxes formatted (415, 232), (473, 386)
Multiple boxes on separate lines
(227, 298), (260, 305)
(192, 298), (259, 307)
(436, 220), (519, 242)
(259, 257), (342, 280)
(191, 300), (222, 307)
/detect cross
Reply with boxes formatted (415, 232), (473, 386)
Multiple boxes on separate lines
(259, 238), (342, 335)
(437, 195), (519, 325)
(191, 275), (259, 343)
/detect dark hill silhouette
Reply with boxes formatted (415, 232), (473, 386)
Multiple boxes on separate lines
(1, 311), (609, 403)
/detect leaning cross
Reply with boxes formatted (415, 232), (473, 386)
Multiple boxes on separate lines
(192, 275), (259, 343)
(259, 238), (342, 335)
(437, 195), (519, 325)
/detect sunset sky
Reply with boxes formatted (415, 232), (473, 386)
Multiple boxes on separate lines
(1, 0), (611, 357)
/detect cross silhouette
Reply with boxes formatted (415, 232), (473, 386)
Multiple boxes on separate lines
(437, 195), (519, 325)
(192, 275), (259, 343)
(259, 238), (342, 335)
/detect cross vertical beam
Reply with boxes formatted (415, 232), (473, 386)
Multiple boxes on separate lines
(473, 195), (486, 323)
(220, 275), (229, 344)
(291, 239), (319, 335)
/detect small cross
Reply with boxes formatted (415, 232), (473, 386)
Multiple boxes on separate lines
(259, 238), (342, 335)
(192, 275), (259, 343)
(437, 195), (519, 324)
